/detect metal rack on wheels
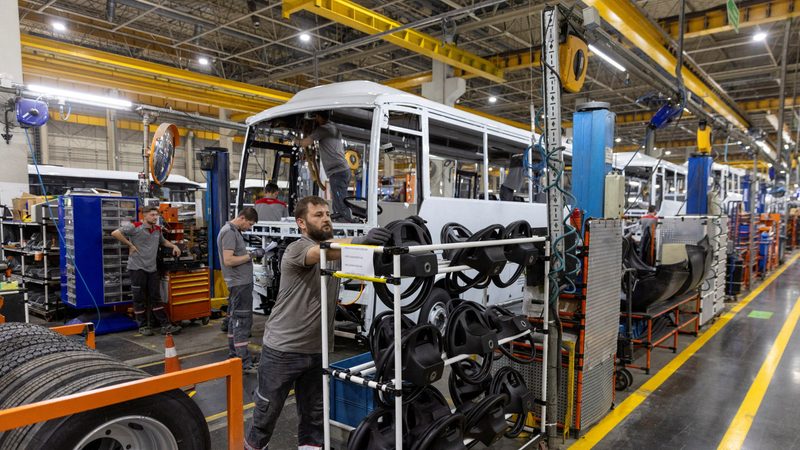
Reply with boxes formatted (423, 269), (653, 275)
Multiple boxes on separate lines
(318, 236), (551, 449)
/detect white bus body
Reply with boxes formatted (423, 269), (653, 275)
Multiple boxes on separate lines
(237, 81), (552, 324)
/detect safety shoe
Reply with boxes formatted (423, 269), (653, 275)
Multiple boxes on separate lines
(161, 324), (182, 335)
(139, 326), (154, 336)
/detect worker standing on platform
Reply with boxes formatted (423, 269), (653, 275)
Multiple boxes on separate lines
(254, 182), (289, 222)
(300, 111), (353, 222)
(245, 196), (390, 450)
(112, 206), (182, 336)
(218, 207), (263, 374)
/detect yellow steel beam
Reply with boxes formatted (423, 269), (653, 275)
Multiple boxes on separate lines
(384, 49), (541, 89)
(455, 105), (530, 131)
(615, 96), (800, 126)
(661, 0), (800, 39)
(20, 34), (292, 103)
(282, 0), (505, 82)
(56, 113), (245, 143)
(584, 0), (749, 131)
(22, 54), (277, 113)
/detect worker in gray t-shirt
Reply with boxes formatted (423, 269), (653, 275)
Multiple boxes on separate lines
(246, 196), (390, 450)
(111, 205), (182, 336)
(254, 182), (289, 222)
(217, 207), (264, 373)
(300, 110), (353, 222)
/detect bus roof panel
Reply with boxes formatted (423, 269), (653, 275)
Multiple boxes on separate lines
(245, 81), (537, 141)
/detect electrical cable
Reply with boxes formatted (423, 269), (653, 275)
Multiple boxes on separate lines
(24, 129), (103, 329)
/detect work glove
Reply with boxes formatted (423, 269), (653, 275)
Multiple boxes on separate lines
(352, 227), (392, 246)
(249, 248), (266, 259)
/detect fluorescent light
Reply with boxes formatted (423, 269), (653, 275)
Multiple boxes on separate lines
(737, 140), (742, 145)
(753, 32), (768, 42)
(52, 21), (67, 32)
(588, 44), (626, 72)
(768, 163), (773, 167)
(615, 137), (622, 143)
(665, 150), (672, 155)
(780, 170), (786, 174)
(25, 84), (132, 110)
(198, 57), (209, 65)
(488, 96), (497, 103)
(299, 32), (311, 42)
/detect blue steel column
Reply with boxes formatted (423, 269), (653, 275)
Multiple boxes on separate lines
(572, 105), (615, 218)
(204, 147), (230, 297)
(687, 155), (713, 214)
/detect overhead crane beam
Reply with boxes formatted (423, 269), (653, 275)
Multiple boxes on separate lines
(661, 0), (800, 39)
(384, 49), (541, 89)
(282, 0), (505, 83)
(583, 0), (751, 140)
(20, 34), (292, 103)
(52, 112), (245, 143)
(22, 55), (278, 114)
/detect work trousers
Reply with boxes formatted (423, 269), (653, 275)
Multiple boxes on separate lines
(328, 170), (353, 222)
(246, 346), (324, 449)
(227, 283), (254, 366)
(129, 269), (170, 328)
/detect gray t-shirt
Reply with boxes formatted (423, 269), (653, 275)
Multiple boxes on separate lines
(217, 222), (253, 287)
(310, 122), (349, 176)
(119, 222), (167, 273)
(263, 236), (340, 354)
(254, 198), (289, 222)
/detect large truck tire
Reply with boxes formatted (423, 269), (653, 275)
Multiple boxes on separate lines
(0, 325), (210, 449)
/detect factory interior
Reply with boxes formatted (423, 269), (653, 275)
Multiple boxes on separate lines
(2, 0), (800, 449)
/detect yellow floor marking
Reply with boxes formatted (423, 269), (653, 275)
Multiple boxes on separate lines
(205, 402), (255, 423)
(136, 346), (228, 368)
(717, 294), (800, 450)
(136, 343), (263, 369)
(204, 390), (295, 422)
(570, 252), (800, 449)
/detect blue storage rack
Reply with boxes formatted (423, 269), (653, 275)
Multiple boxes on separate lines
(59, 195), (139, 309)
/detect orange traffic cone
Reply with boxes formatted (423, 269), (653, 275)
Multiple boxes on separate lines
(164, 333), (182, 373)
(164, 333), (196, 394)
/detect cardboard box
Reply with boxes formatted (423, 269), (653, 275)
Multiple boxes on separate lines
(12, 193), (48, 222)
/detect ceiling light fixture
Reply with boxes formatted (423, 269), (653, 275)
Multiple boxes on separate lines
(299, 32), (311, 42)
(198, 57), (209, 65)
(665, 150), (672, 155)
(52, 21), (67, 32)
(25, 84), (132, 110)
(488, 96), (497, 103)
(615, 137), (622, 143)
(753, 32), (767, 42)
(588, 44), (626, 72)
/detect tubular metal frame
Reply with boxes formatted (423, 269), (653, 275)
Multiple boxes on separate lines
(319, 236), (551, 449)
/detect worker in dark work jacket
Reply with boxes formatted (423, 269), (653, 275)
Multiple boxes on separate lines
(254, 183), (289, 222)
(112, 205), (183, 336)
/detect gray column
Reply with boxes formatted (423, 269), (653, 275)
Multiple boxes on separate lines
(39, 123), (49, 165)
(185, 130), (194, 180)
(106, 108), (118, 170)
(0, 3), (30, 201)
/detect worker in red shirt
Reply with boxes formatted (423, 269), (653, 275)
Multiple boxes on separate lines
(254, 183), (289, 222)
